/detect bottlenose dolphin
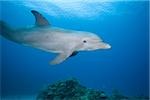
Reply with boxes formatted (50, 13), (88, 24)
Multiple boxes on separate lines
(0, 10), (111, 65)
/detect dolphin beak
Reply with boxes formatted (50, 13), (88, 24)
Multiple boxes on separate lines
(99, 42), (111, 49)
(105, 44), (111, 49)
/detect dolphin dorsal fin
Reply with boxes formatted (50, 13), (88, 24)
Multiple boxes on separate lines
(31, 10), (50, 27)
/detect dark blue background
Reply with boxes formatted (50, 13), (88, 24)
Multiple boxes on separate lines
(0, 1), (149, 97)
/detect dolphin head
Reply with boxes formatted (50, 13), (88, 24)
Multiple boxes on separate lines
(77, 32), (111, 51)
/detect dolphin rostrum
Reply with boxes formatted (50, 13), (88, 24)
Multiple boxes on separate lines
(0, 10), (111, 65)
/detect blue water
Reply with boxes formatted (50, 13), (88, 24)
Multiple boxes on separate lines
(0, 1), (149, 98)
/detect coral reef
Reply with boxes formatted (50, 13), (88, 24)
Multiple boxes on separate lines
(37, 79), (107, 100)
(37, 79), (149, 100)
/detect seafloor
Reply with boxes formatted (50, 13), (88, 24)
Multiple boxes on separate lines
(36, 79), (149, 100)
(1, 78), (149, 100)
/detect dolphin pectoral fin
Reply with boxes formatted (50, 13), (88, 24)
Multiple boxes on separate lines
(50, 52), (72, 65)
(31, 10), (50, 27)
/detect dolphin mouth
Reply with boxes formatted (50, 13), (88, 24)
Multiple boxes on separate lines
(86, 43), (111, 51)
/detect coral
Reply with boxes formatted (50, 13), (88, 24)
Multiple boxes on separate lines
(37, 79), (149, 100)
(110, 89), (128, 100)
(37, 79), (107, 100)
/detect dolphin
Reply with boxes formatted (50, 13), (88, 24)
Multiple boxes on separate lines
(0, 10), (111, 65)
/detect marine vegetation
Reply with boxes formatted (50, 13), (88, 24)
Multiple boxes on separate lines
(37, 79), (107, 100)
(37, 79), (149, 100)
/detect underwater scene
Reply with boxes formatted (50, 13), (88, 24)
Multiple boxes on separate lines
(0, 1), (149, 100)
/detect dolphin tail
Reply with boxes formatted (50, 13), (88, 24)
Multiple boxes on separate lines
(0, 21), (14, 40)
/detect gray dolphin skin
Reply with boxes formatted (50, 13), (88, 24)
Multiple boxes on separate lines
(0, 10), (111, 65)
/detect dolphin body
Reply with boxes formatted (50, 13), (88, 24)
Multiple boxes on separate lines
(0, 10), (111, 65)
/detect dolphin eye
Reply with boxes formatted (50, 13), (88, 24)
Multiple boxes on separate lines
(83, 40), (87, 43)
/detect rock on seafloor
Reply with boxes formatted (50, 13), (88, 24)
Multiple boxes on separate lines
(37, 79), (108, 100)
(36, 79), (149, 100)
